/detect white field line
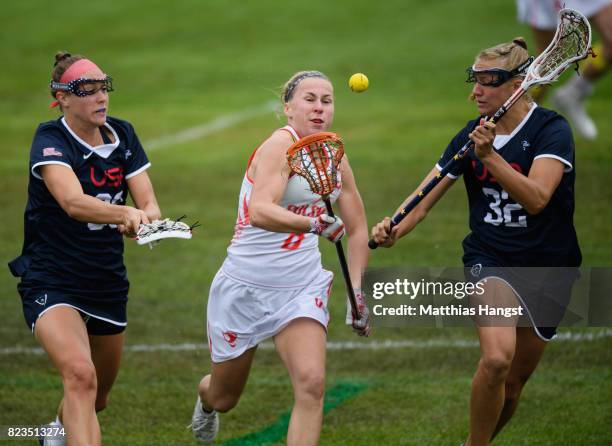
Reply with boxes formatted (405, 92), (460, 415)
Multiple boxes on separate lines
(2, 329), (611, 356)
(144, 100), (278, 151)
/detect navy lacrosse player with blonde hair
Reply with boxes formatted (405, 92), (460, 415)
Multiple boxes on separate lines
(371, 38), (581, 446)
(9, 51), (161, 446)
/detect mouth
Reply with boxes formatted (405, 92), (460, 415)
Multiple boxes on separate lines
(310, 119), (324, 125)
(95, 108), (107, 115)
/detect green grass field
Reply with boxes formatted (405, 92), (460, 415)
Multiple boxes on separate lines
(1, 1), (611, 444)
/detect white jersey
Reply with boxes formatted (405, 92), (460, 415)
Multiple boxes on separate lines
(516, 0), (611, 29)
(221, 125), (341, 288)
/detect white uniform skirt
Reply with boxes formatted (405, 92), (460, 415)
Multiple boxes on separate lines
(206, 268), (334, 363)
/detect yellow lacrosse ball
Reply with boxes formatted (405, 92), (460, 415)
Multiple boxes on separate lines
(349, 73), (369, 92)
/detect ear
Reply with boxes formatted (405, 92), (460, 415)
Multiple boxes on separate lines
(283, 101), (291, 118)
(56, 91), (70, 108)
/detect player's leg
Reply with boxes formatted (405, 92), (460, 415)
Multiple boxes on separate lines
(200, 269), (261, 412)
(551, 5), (612, 139)
(490, 326), (547, 440)
(191, 348), (256, 443)
(198, 347), (257, 413)
(466, 278), (521, 446)
(467, 326), (516, 446)
(583, 3), (612, 81)
(274, 318), (327, 446)
(35, 306), (100, 445)
(89, 331), (125, 413)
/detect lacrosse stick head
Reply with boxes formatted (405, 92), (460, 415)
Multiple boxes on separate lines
(135, 218), (195, 246)
(523, 8), (592, 87)
(286, 132), (344, 198)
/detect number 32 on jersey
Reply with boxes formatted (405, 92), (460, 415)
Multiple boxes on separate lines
(483, 187), (527, 227)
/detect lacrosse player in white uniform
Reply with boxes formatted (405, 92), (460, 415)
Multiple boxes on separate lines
(190, 71), (371, 445)
(516, 0), (612, 139)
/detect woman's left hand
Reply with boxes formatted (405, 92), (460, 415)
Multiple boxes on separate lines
(470, 118), (496, 160)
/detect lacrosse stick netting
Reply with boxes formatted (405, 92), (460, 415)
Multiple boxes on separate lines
(286, 132), (362, 320)
(136, 216), (200, 247)
(526, 8), (592, 86)
(286, 132), (344, 198)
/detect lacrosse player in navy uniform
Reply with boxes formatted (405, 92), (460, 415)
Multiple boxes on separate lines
(190, 71), (370, 445)
(371, 38), (581, 446)
(8, 52), (161, 446)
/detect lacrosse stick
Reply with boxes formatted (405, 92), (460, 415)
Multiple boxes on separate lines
(135, 216), (200, 248)
(286, 132), (361, 320)
(369, 8), (592, 249)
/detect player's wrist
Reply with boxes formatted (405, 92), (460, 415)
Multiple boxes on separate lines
(477, 146), (497, 163)
(119, 205), (137, 226)
(308, 216), (323, 235)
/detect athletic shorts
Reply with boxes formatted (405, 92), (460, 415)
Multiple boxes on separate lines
(20, 288), (127, 335)
(207, 269), (334, 363)
(462, 236), (579, 341)
(516, 0), (611, 29)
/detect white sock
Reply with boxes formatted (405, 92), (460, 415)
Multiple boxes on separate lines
(565, 73), (593, 99)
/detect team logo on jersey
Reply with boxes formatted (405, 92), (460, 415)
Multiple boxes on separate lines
(521, 140), (531, 151)
(42, 147), (62, 157)
(90, 166), (124, 187)
(470, 263), (483, 278)
(35, 294), (47, 306)
(315, 297), (324, 308)
(472, 160), (523, 183)
(125, 149), (132, 159)
(287, 203), (326, 218)
(223, 331), (238, 348)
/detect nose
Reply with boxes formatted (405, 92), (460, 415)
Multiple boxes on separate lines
(472, 82), (484, 97)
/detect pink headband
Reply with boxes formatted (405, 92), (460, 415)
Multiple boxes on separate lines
(50, 59), (102, 108)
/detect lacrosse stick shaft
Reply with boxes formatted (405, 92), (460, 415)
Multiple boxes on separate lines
(369, 8), (592, 249)
(368, 87), (527, 249)
(323, 199), (361, 320)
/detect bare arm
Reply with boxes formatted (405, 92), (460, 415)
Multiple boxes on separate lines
(248, 131), (312, 233)
(336, 156), (369, 289)
(127, 171), (161, 221)
(371, 166), (455, 247)
(41, 164), (149, 234)
(471, 121), (565, 215)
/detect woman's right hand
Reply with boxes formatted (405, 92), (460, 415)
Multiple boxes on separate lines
(119, 207), (150, 237)
(370, 217), (400, 248)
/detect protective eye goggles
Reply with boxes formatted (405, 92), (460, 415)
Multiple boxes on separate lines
(50, 76), (114, 97)
(466, 56), (534, 87)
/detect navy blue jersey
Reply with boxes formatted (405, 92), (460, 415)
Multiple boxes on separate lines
(11, 116), (150, 301)
(437, 106), (581, 265)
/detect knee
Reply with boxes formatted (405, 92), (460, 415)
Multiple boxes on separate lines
(480, 354), (513, 383)
(61, 360), (97, 395)
(293, 372), (325, 404)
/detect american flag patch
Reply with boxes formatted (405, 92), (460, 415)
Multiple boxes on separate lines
(42, 147), (62, 157)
